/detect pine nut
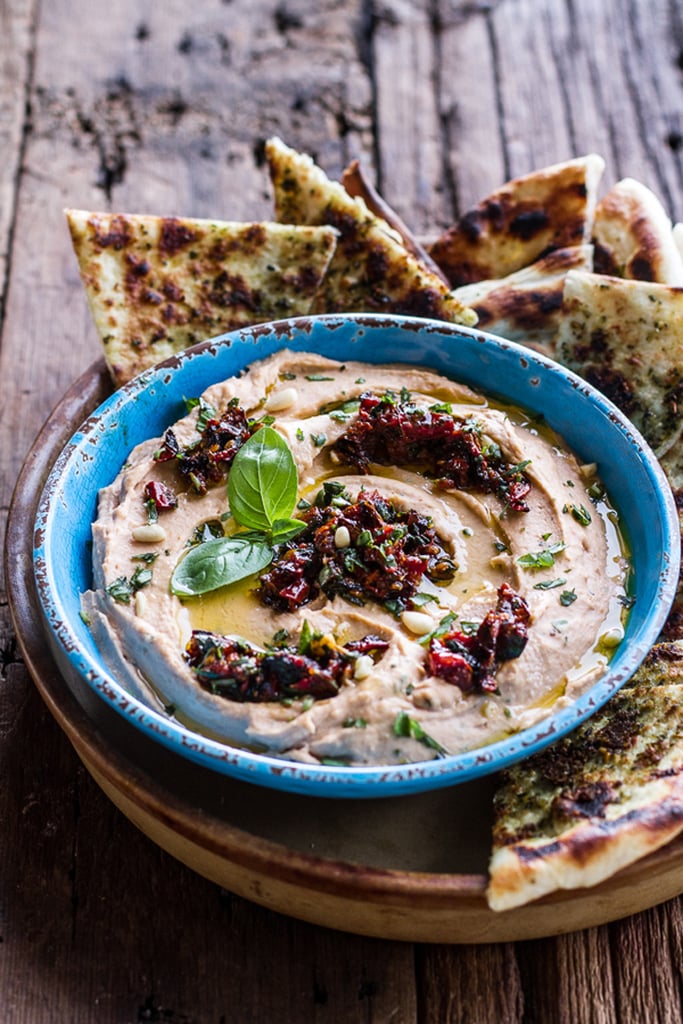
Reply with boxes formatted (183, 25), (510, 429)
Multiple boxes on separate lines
(131, 523), (166, 543)
(354, 655), (374, 680)
(265, 387), (298, 412)
(334, 525), (351, 548)
(401, 610), (435, 635)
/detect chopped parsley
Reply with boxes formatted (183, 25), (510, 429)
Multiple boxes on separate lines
(533, 577), (567, 591)
(106, 565), (153, 604)
(392, 711), (448, 758)
(517, 541), (566, 570)
(564, 502), (592, 526)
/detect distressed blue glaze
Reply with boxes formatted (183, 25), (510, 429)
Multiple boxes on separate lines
(33, 315), (681, 798)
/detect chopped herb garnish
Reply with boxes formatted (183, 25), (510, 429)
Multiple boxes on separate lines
(560, 588), (578, 606)
(280, 372), (297, 380)
(564, 503), (592, 526)
(458, 620), (479, 635)
(145, 498), (159, 524)
(297, 618), (313, 654)
(296, 427), (304, 442)
(551, 619), (569, 633)
(533, 577), (567, 591)
(106, 565), (153, 604)
(130, 552), (160, 564)
(305, 374), (335, 381)
(392, 711), (448, 758)
(343, 717), (368, 729)
(310, 432), (327, 447)
(517, 541), (566, 570)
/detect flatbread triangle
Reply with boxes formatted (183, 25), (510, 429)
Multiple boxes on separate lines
(264, 137), (477, 326)
(66, 210), (339, 386)
(487, 644), (683, 911)
(592, 177), (683, 285)
(429, 154), (605, 287)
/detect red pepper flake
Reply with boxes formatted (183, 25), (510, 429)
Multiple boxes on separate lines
(427, 582), (530, 693)
(332, 392), (531, 512)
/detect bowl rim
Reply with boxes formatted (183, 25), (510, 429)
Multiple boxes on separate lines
(32, 313), (681, 798)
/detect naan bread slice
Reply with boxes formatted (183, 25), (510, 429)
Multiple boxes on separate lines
(487, 651), (683, 911)
(592, 178), (683, 284)
(452, 245), (593, 356)
(556, 270), (683, 456)
(264, 137), (477, 326)
(340, 158), (450, 284)
(66, 209), (339, 386)
(428, 155), (605, 287)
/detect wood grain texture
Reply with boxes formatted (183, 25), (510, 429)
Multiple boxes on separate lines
(2, 0), (683, 1021)
(0, 0), (34, 319)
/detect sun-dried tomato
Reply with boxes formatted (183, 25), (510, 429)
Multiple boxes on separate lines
(143, 479), (178, 512)
(185, 629), (388, 703)
(332, 392), (531, 512)
(427, 582), (530, 693)
(153, 403), (255, 494)
(257, 487), (457, 613)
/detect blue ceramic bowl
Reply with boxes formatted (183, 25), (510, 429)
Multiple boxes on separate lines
(34, 315), (680, 798)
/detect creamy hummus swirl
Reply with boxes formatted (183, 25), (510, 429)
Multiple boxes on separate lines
(82, 350), (630, 765)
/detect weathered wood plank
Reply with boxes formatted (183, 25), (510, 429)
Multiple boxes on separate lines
(434, 1), (509, 226)
(370, 0), (450, 233)
(435, 0), (683, 220)
(0, 0), (33, 321)
(416, 942), (524, 1023)
(607, 904), (683, 1023)
(515, 928), (617, 1024)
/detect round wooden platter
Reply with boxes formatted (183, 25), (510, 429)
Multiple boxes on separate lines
(7, 360), (683, 944)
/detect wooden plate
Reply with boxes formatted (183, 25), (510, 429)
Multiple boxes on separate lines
(7, 361), (683, 943)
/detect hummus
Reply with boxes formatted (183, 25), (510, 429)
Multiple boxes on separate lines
(82, 350), (630, 766)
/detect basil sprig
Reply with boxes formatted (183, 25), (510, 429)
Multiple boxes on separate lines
(171, 426), (305, 597)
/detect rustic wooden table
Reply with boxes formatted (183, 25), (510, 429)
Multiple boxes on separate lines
(2, 1), (683, 1021)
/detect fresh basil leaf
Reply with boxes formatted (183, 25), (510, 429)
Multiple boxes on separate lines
(170, 533), (273, 596)
(270, 517), (307, 544)
(228, 425), (298, 531)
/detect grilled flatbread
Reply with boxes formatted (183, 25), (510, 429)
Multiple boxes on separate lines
(487, 646), (683, 911)
(555, 270), (683, 456)
(264, 137), (477, 326)
(340, 158), (449, 284)
(66, 210), (339, 386)
(592, 178), (683, 284)
(428, 155), (605, 287)
(452, 245), (593, 356)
